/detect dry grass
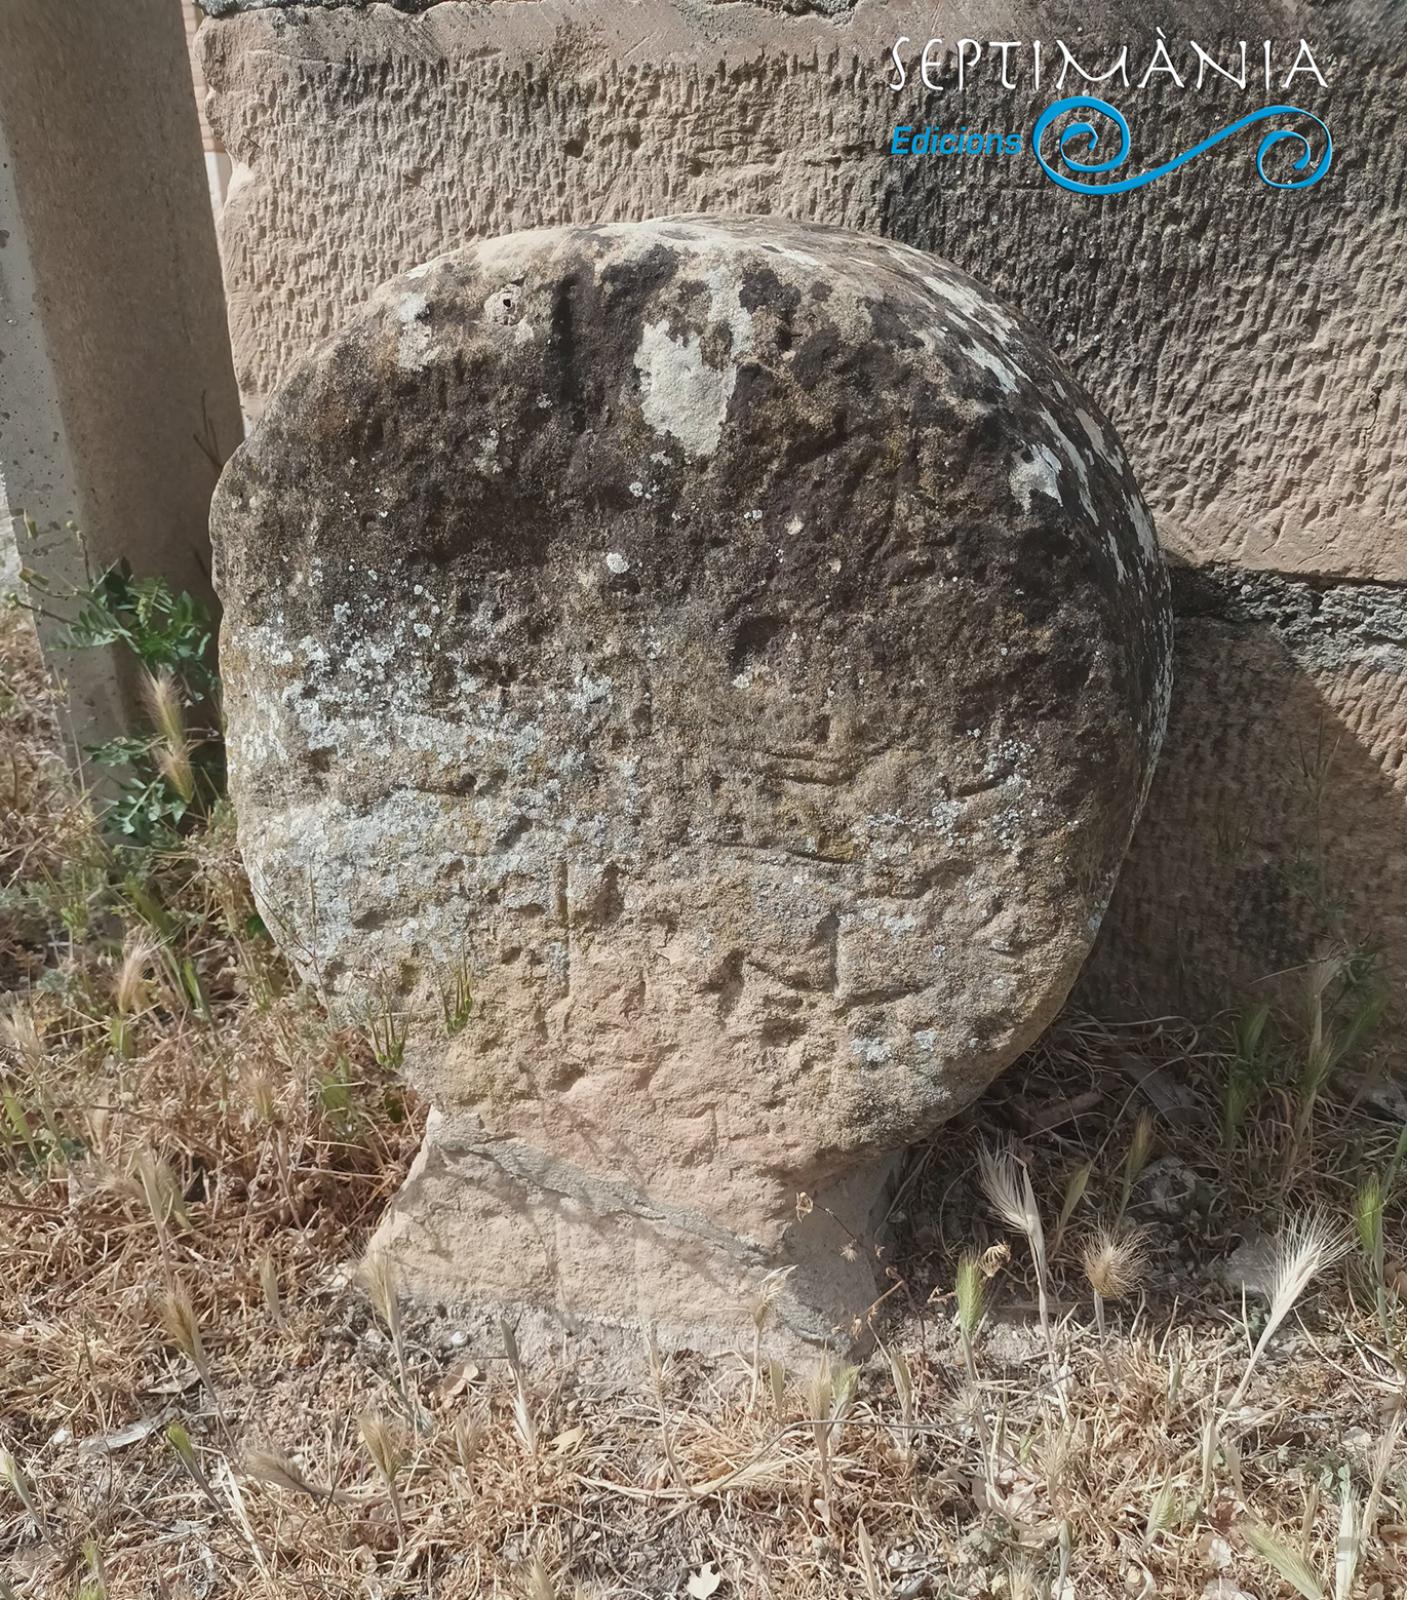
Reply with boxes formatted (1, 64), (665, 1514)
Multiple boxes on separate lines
(2, 609), (1406, 1598)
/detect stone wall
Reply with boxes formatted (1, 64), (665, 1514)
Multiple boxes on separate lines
(195, 0), (1407, 1035)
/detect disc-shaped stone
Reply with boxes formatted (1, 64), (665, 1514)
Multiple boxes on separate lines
(212, 217), (1171, 1226)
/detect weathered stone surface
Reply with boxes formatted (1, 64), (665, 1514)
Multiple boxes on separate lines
(212, 217), (1171, 1345)
(195, 0), (1407, 1043)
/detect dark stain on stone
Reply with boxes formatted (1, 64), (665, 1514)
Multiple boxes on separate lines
(790, 326), (842, 388)
(546, 272), (587, 434)
(729, 615), (787, 676)
(865, 297), (923, 352)
(739, 265), (800, 318)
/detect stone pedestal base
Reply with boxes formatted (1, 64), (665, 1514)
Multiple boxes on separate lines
(370, 1111), (898, 1356)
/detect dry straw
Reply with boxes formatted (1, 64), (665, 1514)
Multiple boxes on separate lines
(979, 1144), (1065, 1411)
(160, 1279), (213, 1396)
(501, 1318), (539, 1456)
(358, 1409), (406, 1540)
(143, 669), (196, 802)
(1081, 1225), (1147, 1382)
(1227, 1209), (1348, 1411)
(358, 1249), (410, 1401)
(0, 1442), (47, 1538)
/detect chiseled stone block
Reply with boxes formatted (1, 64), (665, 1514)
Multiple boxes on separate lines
(1083, 571), (1407, 1033)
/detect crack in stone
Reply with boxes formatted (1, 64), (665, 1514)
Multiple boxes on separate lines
(1171, 563), (1407, 669)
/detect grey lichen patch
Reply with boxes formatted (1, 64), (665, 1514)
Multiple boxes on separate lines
(634, 321), (736, 460)
(1009, 442), (1064, 513)
(393, 291), (434, 370)
(212, 215), (1170, 1344)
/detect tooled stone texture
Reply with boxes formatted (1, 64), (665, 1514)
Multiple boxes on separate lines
(212, 217), (1170, 1342)
(1082, 570), (1407, 1034)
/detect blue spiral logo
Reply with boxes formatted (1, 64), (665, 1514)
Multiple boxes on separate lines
(1033, 96), (1333, 195)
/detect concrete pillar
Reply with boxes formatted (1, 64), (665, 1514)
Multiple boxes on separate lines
(0, 0), (242, 748)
